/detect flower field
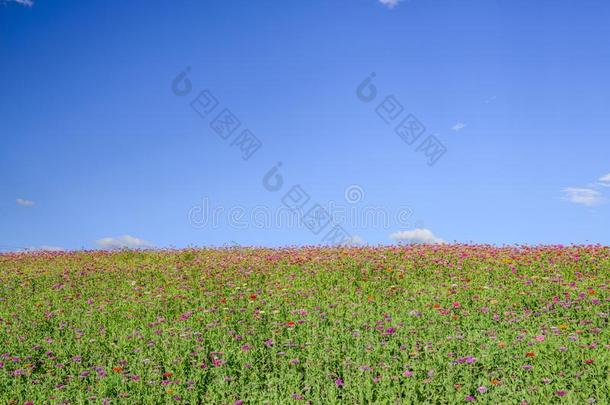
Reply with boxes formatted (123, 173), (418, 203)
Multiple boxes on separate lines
(0, 245), (608, 404)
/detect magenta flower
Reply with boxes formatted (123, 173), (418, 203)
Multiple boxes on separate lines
(335, 378), (344, 387)
(556, 390), (567, 397)
(179, 311), (193, 321)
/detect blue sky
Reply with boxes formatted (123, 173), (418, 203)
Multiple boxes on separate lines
(1, 0), (609, 250)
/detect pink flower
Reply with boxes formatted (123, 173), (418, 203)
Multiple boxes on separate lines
(534, 335), (545, 342)
(452, 302), (461, 309)
(403, 370), (413, 377)
(179, 311), (193, 321)
(556, 390), (567, 397)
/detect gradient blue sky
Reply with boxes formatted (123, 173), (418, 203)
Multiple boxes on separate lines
(1, 0), (609, 250)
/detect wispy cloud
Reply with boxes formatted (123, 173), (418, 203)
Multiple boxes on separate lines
(452, 122), (466, 132)
(96, 235), (154, 250)
(562, 172), (610, 206)
(598, 173), (610, 185)
(28, 245), (64, 252)
(561, 187), (603, 207)
(2, 0), (34, 7)
(16, 198), (35, 207)
(347, 235), (365, 246)
(378, 0), (401, 9)
(389, 228), (444, 244)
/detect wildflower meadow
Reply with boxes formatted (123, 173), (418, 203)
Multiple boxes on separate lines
(0, 245), (608, 404)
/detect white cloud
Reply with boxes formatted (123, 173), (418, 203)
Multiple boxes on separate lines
(452, 122), (466, 132)
(3, 0), (33, 6)
(16, 198), (35, 207)
(561, 187), (603, 206)
(96, 235), (154, 250)
(347, 235), (365, 246)
(379, 0), (401, 9)
(599, 173), (610, 184)
(28, 245), (64, 252)
(389, 228), (444, 244)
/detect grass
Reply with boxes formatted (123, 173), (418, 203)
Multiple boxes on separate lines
(0, 245), (608, 404)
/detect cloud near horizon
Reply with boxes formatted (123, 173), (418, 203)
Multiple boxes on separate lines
(96, 235), (154, 250)
(30, 245), (64, 252)
(389, 228), (444, 244)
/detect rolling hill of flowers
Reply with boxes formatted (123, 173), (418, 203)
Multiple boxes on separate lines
(0, 245), (608, 404)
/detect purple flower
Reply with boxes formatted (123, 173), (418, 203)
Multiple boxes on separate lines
(556, 390), (567, 397)
(465, 395), (476, 402)
(335, 378), (344, 387)
(478, 386), (488, 394)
